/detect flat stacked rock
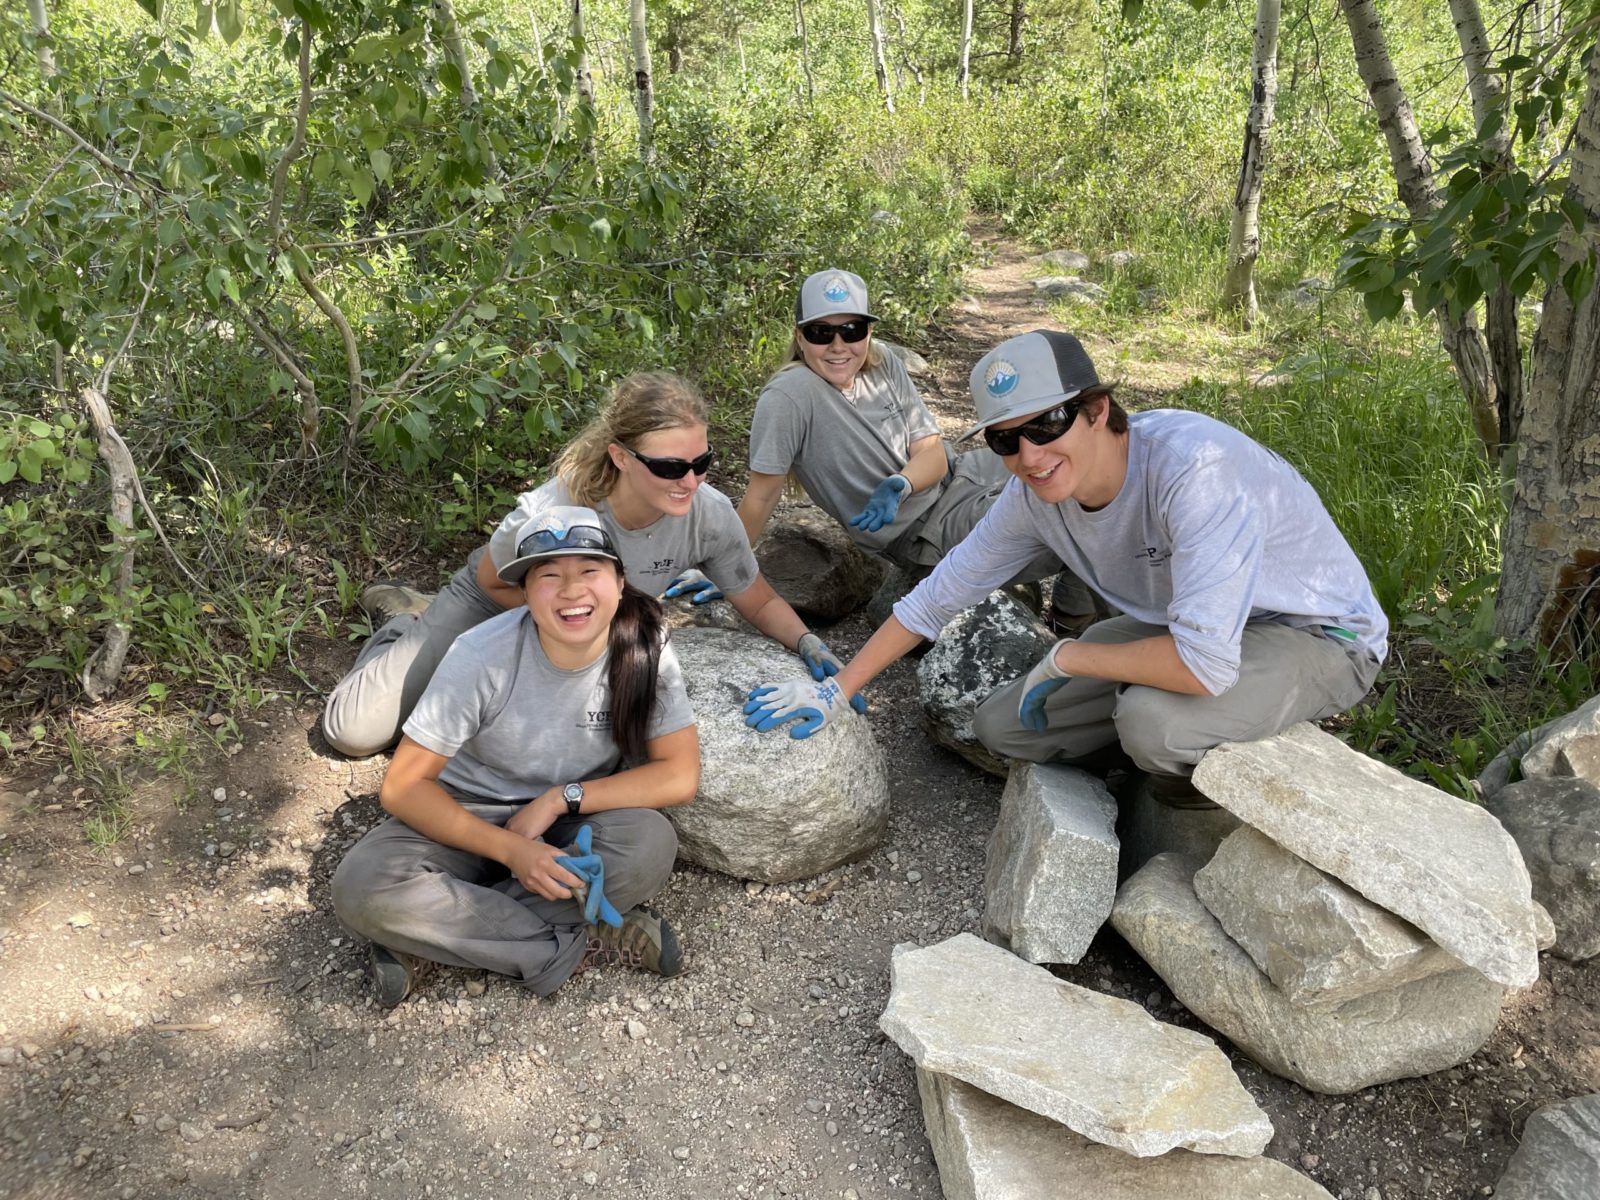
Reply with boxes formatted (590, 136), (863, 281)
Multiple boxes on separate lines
(917, 591), (1055, 777)
(982, 763), (1119, 965)
(669, 628), (890, 883)
(755, 504), (885, 620)
(881, 936), (1336, 1196)
(1107, 722), (1541, 1092)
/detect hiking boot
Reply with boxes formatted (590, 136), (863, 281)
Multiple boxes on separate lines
(360, 580), (433, 626)
(1146, 772), (1219, 811)
(369, 943), (432, 1008)
(575, 906), (685, 978)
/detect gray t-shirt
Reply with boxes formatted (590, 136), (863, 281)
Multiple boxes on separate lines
(748, 355), (947, 554)
(488, 477), (759, 599)
(403, 607), (696, 802)
(893, 409), (1389, 695)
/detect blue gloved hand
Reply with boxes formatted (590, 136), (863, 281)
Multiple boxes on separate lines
(743, 677), (860, 739)
(1017, 637), (1075, 733)
(795, 633), (867, 713)
(662, 569), (724, 605)
(555, 825), (622, 928)
(848, 474), (910, 533)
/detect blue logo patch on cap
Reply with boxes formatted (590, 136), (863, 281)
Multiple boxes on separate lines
(985, 359), (1019, 398)
(541, 516), (567, 537)
(823, 275), (851, 303)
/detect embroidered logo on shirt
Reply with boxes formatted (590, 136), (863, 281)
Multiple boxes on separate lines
(823, 275), (852, 303)
(652, 558), (675, 573)
(577, 709), (612, 731)
(1139, 546), (1173, 566)
(984, 359), (1019, 398)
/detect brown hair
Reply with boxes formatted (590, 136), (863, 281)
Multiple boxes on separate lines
(554, 372), (708, 507)
(1083, 387), (1129, 435)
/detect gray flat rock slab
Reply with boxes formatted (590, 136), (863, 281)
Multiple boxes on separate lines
(879, 934), (1272, 1158)
(1484, 776), (1600, 961)
(1194, 827), (1459, 1008)
(983, 763), (1119, 965)
(1494, 1093), (1600, 1200)
(1113, 855), (1506, 1094)
(671, 629), (890, 883)
(917, 1069), (1333, 1200)
(1193, 723), (1539, 987)
(1480, 694), (1600, 801)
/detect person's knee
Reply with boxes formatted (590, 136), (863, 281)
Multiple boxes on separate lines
(319, 700), (394, 759)
(593, 809), (678, 904)
(973, 687), (1029, 759)
(1113, 687), (1201, 776)
(331, 849), (386, 937)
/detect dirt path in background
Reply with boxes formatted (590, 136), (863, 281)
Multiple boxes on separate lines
(0, 224), (1594, 1200)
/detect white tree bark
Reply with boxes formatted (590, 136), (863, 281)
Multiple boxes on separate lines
(26, 0), (55, 83)
(1222, 0), (1281, 325)
(1339, 0), (1500, 458)
(628, 0), (655, 163)
(570, 0), (598, 167)
(78, 387), (136, 701)
(866, 0), (895, 113)
(794, 0), (815, 105)
(1450, 0), (1523, 445)
(1496, 46), (1600, 646)
(958, 0), (974, 99)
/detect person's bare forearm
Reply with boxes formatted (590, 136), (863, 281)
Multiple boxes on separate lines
(737, 474), (785, 547)
(901, 437), (949, 494)
(728, 578), (809, 650)
(381, 777), (522, 865)
(835, 615), (926, 697)
(1056, 634), (1209, 695)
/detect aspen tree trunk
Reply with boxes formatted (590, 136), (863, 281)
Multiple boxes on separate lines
(795, 0), (815, 105)
(958, 0), (974, 99)
(1222, 0), (1281, 325)
(26, 0), (55, 82)
(528, 7), (544, 62)
(866, 0), (896, 113)
(1338, 0), (1500, 459)
(570, 0), (598, 168)
(890, 4), (924, 103)
(628, 0), (655, 164)
(1008, 0), (1025, 61)
(79, 387), (137, 701)
(1450, 0), (1522, 447)
(1496, 46), (1600, 646)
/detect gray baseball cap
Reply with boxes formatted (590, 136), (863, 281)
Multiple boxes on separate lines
(795, 269), (878, 324)
(496, 506), (621, 585)
(961, 330), (1105, 440)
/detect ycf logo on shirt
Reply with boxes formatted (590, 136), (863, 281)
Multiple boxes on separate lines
(577, 708), (612, 732)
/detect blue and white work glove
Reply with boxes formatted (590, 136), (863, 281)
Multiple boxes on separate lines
(1017, 638), (1075, 733)
(796, 632), (844, 680)
(743, 677), (862, 739)
(662, 569), (724, 605)
(848, 474), (910, 533)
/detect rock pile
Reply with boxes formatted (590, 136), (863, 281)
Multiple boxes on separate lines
(670, 628), (890, 883)
(1113, 722), (1541, 1093)
(880, 935), (1332, 1196)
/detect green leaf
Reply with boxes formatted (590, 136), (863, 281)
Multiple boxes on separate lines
(369, 147), (392, 183)
(134, 0), (163, 19)
(351, 36), (388, 64)
(17, 443), (44, 484)
(350, 169), (375, 207)
(0, 461), (15, 485)
(1120, 0), (1144, 18)
(217, 0), (244, 44)
(439, 62), (463, 96)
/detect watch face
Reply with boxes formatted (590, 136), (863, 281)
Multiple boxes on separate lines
(563, 783), (583, 803)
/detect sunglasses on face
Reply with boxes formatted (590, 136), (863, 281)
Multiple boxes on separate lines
(621, 443), (715, 480)
(982, 401), (1083, 457)
(517, 524), (615, 558)
(799, 319), (873, 346)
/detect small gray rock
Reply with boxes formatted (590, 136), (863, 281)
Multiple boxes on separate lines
(179, 1121), (208, 1144)
(1485, 776), (1600, 961)
(878, 340), (931, 377)
(1106, 250), (1138, 270)
(1033, 276), (1107, 304)
(1494, 1093), (1600, 1199)
(1554, 735), (1600, 786)
(1031, 249), (1092, 271)
(1481, 694), (1600, 801)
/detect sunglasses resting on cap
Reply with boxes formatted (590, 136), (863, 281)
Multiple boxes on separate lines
(621, 443), (715, 480)
(496, 505), (621, 584)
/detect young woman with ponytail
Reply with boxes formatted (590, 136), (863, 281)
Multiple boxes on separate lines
(323, 371), (847, 758)
(332, 508), (698, 1007)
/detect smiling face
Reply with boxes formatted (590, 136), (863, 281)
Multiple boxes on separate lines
(606, 423), (710, 527)
(523, 554), (624, 666)
(796, 315), (872, 392)
(991, 395), (1126, 509)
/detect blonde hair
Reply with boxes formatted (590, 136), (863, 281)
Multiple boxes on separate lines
(773, 328), (884, 380)
(554, 372), (708, 507)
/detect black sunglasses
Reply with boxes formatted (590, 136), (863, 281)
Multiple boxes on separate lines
(799, 319), (872, 346)
(517, 524), (615, 558)
(621, 443), (715, 480)
(982, 401), (1083, 457)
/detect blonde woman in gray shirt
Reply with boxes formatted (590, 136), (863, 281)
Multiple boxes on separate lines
(323, 372), (851, 758)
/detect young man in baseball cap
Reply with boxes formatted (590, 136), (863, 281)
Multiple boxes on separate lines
(744, 329), (1388, 801)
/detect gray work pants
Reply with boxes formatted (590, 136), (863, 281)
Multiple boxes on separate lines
(322, 547), (506, 757)
(972, 616), (1381, 777)
(331, 803), (678, 996)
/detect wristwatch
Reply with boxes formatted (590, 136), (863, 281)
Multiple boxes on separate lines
(561, 782), (584, 816)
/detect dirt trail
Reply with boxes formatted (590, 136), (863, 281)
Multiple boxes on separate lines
(0, 227), (1595, 1200)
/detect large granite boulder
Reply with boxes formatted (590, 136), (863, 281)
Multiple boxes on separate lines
(983, 763), (1119, 964)
(1112, 854), (1506, 1094)
(1494, 1093), (1600, 1200)
(1484, 776), (1600, 961)
(1193, 723), (1539, 988)
(756, 504), (885, 620)
(917, 1069), (1333, 1200)
(917, 591), (1055, 777)
(670, 628), (890, 883)
(1193, 827), (1459, 1008)
(879, 934), (1273, 1158)
(1479, 694), (1600, 802)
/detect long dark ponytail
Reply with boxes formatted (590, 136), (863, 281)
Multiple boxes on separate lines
(607, 578), (667, 762)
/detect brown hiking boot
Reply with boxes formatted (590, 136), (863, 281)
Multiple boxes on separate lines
(369, 943), (433, 1008)
(360, 581), (434, 627)
(574, 906), (685, 978)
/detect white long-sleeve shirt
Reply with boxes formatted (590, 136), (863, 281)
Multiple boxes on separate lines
(893, 410), (1389, 695)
